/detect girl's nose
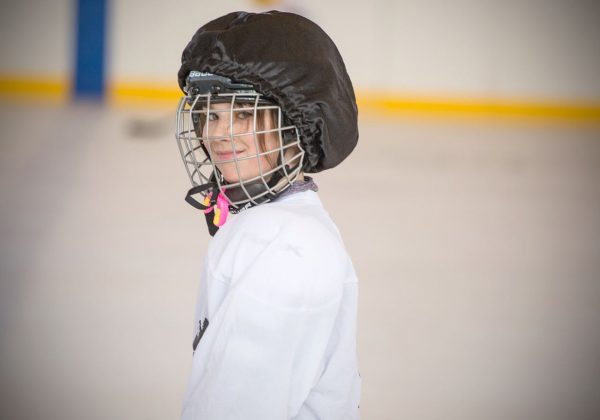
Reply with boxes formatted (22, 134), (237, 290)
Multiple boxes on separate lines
(207, 115), (232, 138)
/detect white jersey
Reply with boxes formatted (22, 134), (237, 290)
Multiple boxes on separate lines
(181, 189), (361, 420)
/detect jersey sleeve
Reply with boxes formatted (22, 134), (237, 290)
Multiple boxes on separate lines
(181, 222), (346, 419)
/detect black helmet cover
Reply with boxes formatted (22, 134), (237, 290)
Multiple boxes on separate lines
(178, 11), (358, 173)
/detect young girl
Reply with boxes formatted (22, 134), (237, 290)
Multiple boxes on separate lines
(175, 11), (360, 419)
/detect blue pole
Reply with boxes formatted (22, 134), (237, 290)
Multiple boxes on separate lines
(74, 0), (107, 99)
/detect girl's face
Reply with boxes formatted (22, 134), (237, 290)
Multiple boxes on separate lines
(202, 101), (279, 183)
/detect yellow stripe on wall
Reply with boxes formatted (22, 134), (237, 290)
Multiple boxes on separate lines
(107, 81), (181, 106)
(0, 76), (70, 102)
(356, 92), (600, 122)
(2, 76), (600, 122)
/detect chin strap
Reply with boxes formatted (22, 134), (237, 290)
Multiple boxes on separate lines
(185, 183), (228, 237)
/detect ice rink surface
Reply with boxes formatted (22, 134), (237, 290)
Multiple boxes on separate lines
(1, 102), (599, 420)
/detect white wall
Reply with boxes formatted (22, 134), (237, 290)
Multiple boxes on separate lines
(301, 0), (600, 99)
(1, 0), (599, 100)
(0, 0), (72, 77)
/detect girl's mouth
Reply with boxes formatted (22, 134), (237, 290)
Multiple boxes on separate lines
(215, 150), (245, 161)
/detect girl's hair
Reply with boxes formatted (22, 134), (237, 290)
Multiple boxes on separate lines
(256, 106), (301, 171)
(254, 106), (278, 167)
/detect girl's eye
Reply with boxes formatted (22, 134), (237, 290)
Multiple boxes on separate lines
(207, 112), (219, 121)
(236, 110), (253, 120)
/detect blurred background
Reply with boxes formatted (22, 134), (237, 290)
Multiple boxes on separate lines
(1, 1), (599, 419)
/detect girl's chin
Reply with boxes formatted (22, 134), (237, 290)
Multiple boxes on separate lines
(216, 164), (244, 183)
(221, 172), (254, 184)
(217, 164), (274, 185)
(221, 172), (271, 185)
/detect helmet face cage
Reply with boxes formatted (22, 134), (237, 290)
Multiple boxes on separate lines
(176, 83), (305, 210)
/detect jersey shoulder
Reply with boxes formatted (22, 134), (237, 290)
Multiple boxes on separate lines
(206, 193), (354, 309)
(219, 191), (342, 247)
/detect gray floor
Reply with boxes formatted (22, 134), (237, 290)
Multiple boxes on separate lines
(1, 102), (599, 420)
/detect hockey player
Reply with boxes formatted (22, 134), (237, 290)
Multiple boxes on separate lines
(175, 11), (361, 419)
